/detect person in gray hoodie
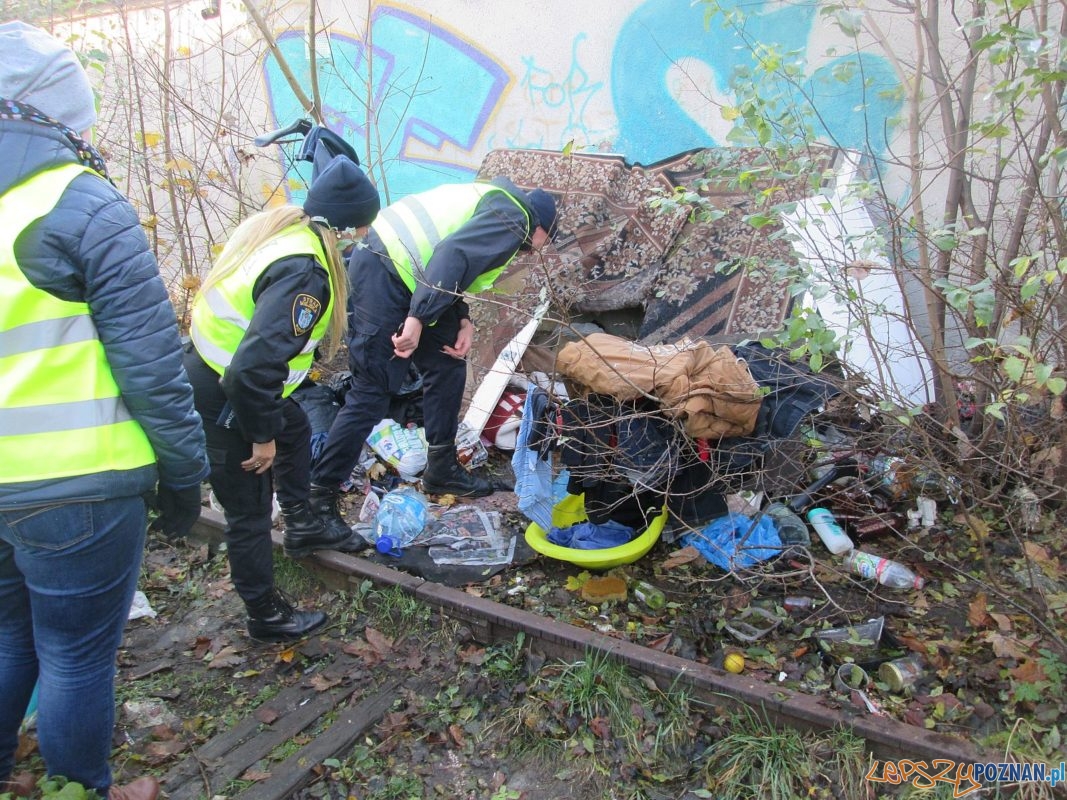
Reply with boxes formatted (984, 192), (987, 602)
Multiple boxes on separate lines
(0, 21), (208, 800)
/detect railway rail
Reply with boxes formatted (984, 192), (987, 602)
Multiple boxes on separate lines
(177, 507), (991, 799)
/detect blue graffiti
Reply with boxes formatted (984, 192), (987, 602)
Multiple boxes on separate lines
(612, 0), (901, 162)
(262, 5), (509, 198)
(500, 33), (608, 151)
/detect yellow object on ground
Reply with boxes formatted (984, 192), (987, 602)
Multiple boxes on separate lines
(524, 493), (667, 569)
(724, 653), (745, 674)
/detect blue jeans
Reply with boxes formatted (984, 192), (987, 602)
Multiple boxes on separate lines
(0, 497), (147, 795)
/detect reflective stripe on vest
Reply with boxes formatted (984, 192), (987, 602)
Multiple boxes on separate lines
(190, 225), (333, 397)
(0, 163), (156, 483)
(372, 183), (530, 295)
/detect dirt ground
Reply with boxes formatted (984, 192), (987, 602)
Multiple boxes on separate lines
(9, 457), (1065, 800)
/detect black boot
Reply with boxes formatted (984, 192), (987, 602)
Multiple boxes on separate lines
(283, 497), (366, 558)
(246, 589), (327, 643)
(421, 444), (492, 497)
(308, 485), (368, 546)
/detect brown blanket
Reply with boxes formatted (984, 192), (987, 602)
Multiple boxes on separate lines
(556, 332), (763, 440)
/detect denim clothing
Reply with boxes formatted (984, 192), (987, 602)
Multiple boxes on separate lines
(0, 496), (147, 795)
(311, 245), (467, 489)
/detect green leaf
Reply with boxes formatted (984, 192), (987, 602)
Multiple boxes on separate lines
(1002, 356), (1026, 382)
(933, 233), (957, 252)
(1047, 377), (1066, 395)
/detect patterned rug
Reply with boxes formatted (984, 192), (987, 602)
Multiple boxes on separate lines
(464, 146), (837, 412)
(476, 147), (840, 341)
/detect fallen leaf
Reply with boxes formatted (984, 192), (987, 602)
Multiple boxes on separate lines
(206, 646), (244, 669)
(191, 636), (211, 659)
(589, 716), (612, 739)
(954, 512), (990, 541)
(662, 546), (702, 569)
(377, 711), (411, 738)
(254, 707), (278, 724)
(365, 627), (394, 655)
(309, 674), (342, 691)
(968, 593), (991, 628)
(458, 646), (487, 665)
(145, 739), (186, 757)
(896, 634), (926, 653)
(987, 632), (1026, 660)
(646, 633), (672, 651)
(342, 639), (383, 666)
(1023, 541), (1052, 564)
(989, 612), (1013, 632)
(448, 724), (466, 747)
(1009, 658), (1046, 683)
(150, 724), (178, 740)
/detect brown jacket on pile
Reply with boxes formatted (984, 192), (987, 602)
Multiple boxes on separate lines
(556, 332), (763, 440)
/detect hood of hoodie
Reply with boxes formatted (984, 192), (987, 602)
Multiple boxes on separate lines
(0, 118), (84, 197)
(488, 175), (536, 223)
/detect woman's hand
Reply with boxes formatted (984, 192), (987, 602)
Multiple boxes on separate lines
(243, 440), (276, 474)
(443, 318), (474, 360)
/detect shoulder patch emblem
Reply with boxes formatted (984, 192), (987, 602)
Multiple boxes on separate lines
(292, 294), (322, 336)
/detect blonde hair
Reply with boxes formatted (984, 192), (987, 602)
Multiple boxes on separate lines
(198, 205), (349, 359)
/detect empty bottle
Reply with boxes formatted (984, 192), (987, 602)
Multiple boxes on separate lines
(806, 507), (854, 554)
(373, 487), (430, 556)
(763, 501), (811, 547)
(845, 550), (924, 590)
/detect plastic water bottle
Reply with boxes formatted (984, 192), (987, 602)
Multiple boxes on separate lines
(845, 550), (924, 590)
(763, 501), (811, 547)
(373, 487), (429, 556)
(805, 507), (854, 554)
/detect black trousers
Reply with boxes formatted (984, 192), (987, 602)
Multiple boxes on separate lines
(184, 351), (312, 606)
(311, 248), (467, 489)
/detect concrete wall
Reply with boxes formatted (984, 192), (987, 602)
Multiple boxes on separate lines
(246, 0), (906, 199)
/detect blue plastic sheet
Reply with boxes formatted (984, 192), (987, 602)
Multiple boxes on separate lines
(681, 512), (783, 572)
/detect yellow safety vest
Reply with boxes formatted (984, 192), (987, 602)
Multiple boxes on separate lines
(0, 163), (156, 484)
(372, 183), (530, 295)
(190, 224), (334, 397)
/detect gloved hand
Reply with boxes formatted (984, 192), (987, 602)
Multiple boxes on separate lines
(149, 484), (203, 540)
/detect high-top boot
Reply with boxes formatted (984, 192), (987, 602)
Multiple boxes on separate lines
(246, 589), (327, 643)
(281, 499), (365, 557)
(308, 485), (359, 538)
(108, 777), (160, 800)
(421, 444), (492, 497)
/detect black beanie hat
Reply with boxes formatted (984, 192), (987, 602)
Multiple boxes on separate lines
(528, 188), (558, 238)
(303, 155), (380, 230)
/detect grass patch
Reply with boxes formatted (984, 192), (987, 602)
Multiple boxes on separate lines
(698, 705), (814, 799)
(367, 585), (432, 637)
(487, 648), (695, 787)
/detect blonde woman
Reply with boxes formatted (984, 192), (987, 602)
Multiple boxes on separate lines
(185, 153), (379, 642)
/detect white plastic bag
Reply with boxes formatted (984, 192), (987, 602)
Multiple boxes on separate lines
(367, 419), (427, 480)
